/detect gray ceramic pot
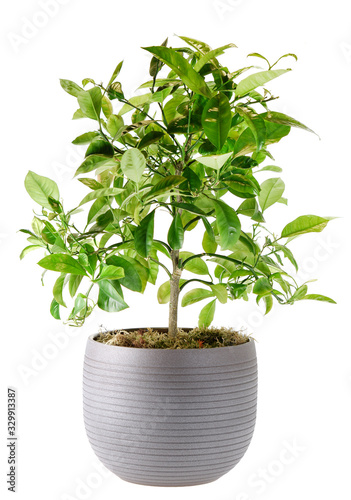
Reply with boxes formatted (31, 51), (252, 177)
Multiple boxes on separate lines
(83, 331), (258, 487)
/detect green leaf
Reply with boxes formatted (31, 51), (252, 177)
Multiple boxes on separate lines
(198, 299), (216, 328)
(138, 131), (164, 149)
(236, 108), (266, 151)
(72, 131), (99, 145)
(194, 43), (237, 71)
(210, 284), (228, 304)
(85, 137), (114, 157)
(25, 171), (60, 209)
(120, 148), (146, 183)
(77, 87), (102, 120)
(263, 295), (273, 314)
(273, 244), (298, 271)
(69, 274), (83, 297)
(202, 229), (217, 253)
(196, 152), (232, 170)
(258, 178), (285, 211)
(149, 37), (168, 77)
(50, 299), (60, 320)
(253, 277), (272, 295)
(143, 176), (185, 201)
(157, 279), (187, 304)
(75, 155), (116, 176)
(68, 293), (87, 319)
(237, 198), (265, 222)
(106, 256), (143, 292)
(180, 252), (209, 275)
(60, 79), (83, 97)
(235, 69), (290, 97)
(213, 199), (241, 250)
(78, 178), (103, 190)
(107, 60), (123, 88)
(134, 210), (155, 257)
(168, 213), (184, 250)
(79, 187), (124, 206)
(95, 265), (125, 281)
(20, 245), (43, 260)
(181, 288), (214, 307)
(262, 111), (318, 137)
(53, 273), (67, 307)
(302, 294), (336, 304)
(178, 35), (211, 54)
(289, 285), (308, 301)
(97, 280), (128, 312)
(118, 93), (152, 115)
(202, 93), (232, 149)
(281, 215), (332, 238)
(106, 114), (124, 137)
(143, 46), (212, 98)
(38, 255), (87, 276)
(257, 165), (282, 173)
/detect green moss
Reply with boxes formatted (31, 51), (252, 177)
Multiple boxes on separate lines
(95, 326), (250, 349)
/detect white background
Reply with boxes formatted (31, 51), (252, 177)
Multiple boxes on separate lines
(1, 0), (351, 498)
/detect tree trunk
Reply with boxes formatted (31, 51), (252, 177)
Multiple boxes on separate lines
(168, 249), (182, 337)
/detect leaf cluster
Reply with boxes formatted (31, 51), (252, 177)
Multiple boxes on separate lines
(20, 36), (335, 327)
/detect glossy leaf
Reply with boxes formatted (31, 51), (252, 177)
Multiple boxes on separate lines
(53, 273), (67, 307)
(198, 299), (216, 328)
(262, 111), (318, 137)
(181, 288), (214, 307)
(95, 265), (125, 281)
(253, 277), (272, 295)
(139, 131), (164, 149)
(72, 132), (99, 145)
(168, 213), (184, 250)
(50, 299), (60, 320)
(106, 256), (143, 292)
(302, 294), (336, 304)
(97, 280), (128, 312)
(20, 245), (43, 260)
(134, 210), (155, 257)
(69, 274), (83, 297)
(259, 178), (285, 211)
(202, 93), (232, 149)
(25, 171), (60, 209)
(210, 284), (228, 304)
(143, 46), (212, 98)
(235, 69), (290, 97)
(107, 60), (123, 87)
(144, 176), (184, 200)
(281, 215), (332, 238)
(213, 200), (241, 250)
(180, 252), (209, 275)
(79, 187), (124, 206)
(196, 152), (232, 170)
(194, 43), (237, 71)
(236, 107), (266, 151)
(60, 79), (83, 97)
(120, 148), (146, 183)
(106, 114), (124, 137)
(38, 255), (87, 275)
(85, 137), (114, 157)
(77, 87), (102, 120)
(75, 155), (116, 176)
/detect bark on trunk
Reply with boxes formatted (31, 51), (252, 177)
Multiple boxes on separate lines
(168, 249), (182, 337)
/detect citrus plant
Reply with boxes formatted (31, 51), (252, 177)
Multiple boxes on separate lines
(21, 36), (335, 336)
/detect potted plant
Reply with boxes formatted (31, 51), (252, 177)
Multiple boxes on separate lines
(21, 36), (335, 487)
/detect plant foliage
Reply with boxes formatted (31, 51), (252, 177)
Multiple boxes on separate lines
(21, 36), (335, 330)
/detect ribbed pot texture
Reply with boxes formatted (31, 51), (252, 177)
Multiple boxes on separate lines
(83, 332), (258, 487)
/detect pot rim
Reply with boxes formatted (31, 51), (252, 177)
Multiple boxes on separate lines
(87, 327), (254, 352)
